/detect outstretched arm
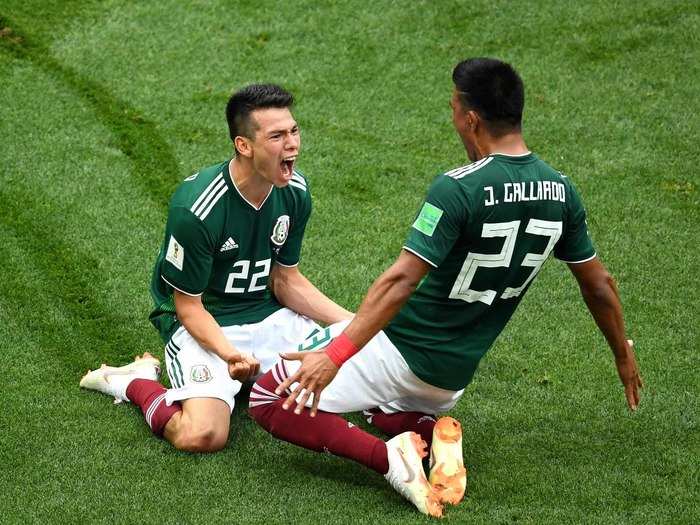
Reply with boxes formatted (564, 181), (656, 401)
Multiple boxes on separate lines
(567, 257), (643, 410)
(269, 264), (353, 324)
(276, 250), (431, 415)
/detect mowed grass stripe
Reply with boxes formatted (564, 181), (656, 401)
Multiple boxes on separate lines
(0, 189), (142, 370)
(0, 12), (180, 208)
(0, 10), (177, 371)
(0, 54), (165, 370)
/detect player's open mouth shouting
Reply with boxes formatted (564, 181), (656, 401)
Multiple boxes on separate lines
(281, 155), (296, 182)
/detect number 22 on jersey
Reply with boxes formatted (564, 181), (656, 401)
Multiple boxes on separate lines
(449, 219), (562, 305)
(225, 259), (271, 293)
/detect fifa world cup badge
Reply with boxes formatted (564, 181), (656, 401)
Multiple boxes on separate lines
(271, 215), (290, 246)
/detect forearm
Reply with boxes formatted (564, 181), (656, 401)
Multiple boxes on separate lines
(273, 269), (353, 324)
(567, 258), (642, 409)
(344, 265), (418, 349)
(176, 303), (238, 362)
(580, 276), (628, 359)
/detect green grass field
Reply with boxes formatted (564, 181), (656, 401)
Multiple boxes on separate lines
(1, 1), (698, 523)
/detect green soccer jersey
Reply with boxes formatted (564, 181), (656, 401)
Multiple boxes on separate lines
(149, 160), (311, 343)
(384, 153), (595, 391)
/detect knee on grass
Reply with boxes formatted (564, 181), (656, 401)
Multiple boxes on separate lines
(172, 423), (228, 453)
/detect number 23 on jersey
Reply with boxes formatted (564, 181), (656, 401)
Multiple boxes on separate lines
(449, 219), (562, 305)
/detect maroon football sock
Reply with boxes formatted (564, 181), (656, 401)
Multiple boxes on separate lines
(249, 367), (389, 474)
(126, 379), (182, 437)
(365, 408), (437, 446)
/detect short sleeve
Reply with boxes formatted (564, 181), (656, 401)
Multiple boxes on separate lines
(404, 175), (466, 268)
(554, 180), (596, 263)
(160, 206), (215, 294)
(276, 188), (312, 266)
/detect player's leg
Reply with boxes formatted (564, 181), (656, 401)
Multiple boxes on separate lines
(363, 382), (463, 444)
(80, 352), (183, 437)
(363, 408), (438, 445)
(249, 359), (389, 473)
(369, 393), (467, 506)
(80, 326), (241, 452)
(162, 397), (230, 452)
(248, 329), (444, 516)
(159, 326), (242, 452)
(249, 362), (442, 517)
(249, 327), (427, 447)
(125, 378), (231, 452)
(244, 313), (393, 486)
(160, 310), (318, 453)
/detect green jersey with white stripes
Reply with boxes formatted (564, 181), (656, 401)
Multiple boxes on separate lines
(384, 153), (595, 391)
(149, 160), (311, 342)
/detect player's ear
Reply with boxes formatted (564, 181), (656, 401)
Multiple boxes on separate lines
(234, 135), (253, 158)
(466, 110), (479, 132)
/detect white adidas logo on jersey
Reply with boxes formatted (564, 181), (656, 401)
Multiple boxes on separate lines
(220, 237), (239, 252)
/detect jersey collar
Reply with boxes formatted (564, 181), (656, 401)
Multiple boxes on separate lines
(489, 151), (532, 157)
(225, 159), (274, 211)
(489, 152), (535, 163)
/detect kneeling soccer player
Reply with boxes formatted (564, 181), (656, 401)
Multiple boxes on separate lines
(80, 84), (351, 453)
(248, 59), (643, 517)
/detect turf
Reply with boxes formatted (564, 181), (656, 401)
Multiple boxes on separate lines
(1, 1), (698, 523)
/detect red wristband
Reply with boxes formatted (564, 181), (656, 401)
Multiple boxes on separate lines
(324, 333), (359, 368)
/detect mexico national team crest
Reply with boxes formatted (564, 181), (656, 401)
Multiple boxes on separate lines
(190, 365), (213, 383)
(271, 215), (290, 246)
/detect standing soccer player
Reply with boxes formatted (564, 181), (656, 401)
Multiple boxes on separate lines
(248, 59), (643, 517)
(80, 84), (352, 453)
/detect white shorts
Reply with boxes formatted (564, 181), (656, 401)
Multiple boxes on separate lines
(284, 321), (463, 416)
(164, 308), (320, 412)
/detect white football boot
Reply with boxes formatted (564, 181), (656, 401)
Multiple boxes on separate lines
(428, 416), (467, 505)
(80, 353), (160, 404)
(384, 431), (444, 518)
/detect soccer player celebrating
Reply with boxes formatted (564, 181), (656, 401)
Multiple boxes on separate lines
(80, 84), (352, 453)
(248, 59), (643, 517)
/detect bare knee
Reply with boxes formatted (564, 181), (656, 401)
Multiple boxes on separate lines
(172, 423), (228, 453)
(183, 429), (227, 453)
(163, 398), (231, 453)
(166, 413), (229, 452)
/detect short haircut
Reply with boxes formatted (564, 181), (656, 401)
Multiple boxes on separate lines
(452, 58), (524, 136)
(225, 84), (294, 148)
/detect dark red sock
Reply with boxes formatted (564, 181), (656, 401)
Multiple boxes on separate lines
(365, 408), (437, 446)
(126, 379), (181, 437)
(249, 367), (389, 474)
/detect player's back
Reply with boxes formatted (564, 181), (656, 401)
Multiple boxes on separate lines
(385, 153), (595, 390)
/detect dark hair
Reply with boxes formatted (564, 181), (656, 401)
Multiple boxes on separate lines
(226, 84), (294, 146)
(452, 58), (524, 135)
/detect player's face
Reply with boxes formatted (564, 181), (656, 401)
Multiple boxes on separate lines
(450, 90), (478, 162)
(247, 107), (300, 187)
